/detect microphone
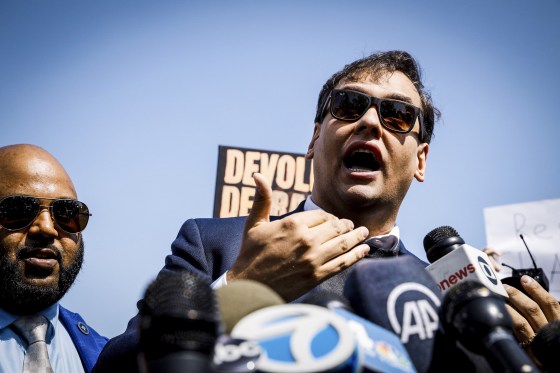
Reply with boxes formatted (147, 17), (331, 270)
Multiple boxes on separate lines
(531, 320), (560, 372)
(303, 291), (417, 373)
(138, 269), (221, 373)
(441, 280), (537, 373)
(500, 234), (550, 296)
(342, 256), (442, 373)
(214, 279), (285, 372)
(423, 225), (508, 298)
(230, 303), (360, 372)
(215, 279), (285, 334)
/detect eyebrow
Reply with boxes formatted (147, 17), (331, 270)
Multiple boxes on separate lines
(340, 86), (416, 105)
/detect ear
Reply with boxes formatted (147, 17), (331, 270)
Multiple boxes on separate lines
(306, 123), (321, 160)
(414, 143), (429, 182)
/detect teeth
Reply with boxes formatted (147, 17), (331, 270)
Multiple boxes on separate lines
(348, 167), (372, 172)
(352, 149), (374, 155)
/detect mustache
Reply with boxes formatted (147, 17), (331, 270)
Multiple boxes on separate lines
(17, 244), (63, 263)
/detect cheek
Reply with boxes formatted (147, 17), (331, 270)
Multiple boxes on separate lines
(58, 236), (81, 263)
(0, 232), (24, 260)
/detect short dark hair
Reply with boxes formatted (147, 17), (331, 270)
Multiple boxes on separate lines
(314, 50), (440, 144)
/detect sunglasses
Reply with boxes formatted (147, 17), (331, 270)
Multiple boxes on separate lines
(0, 195), (91, 233)
(322, 89), (424, 136)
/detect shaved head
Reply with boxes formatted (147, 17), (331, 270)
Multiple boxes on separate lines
(0, 144), (77, 199)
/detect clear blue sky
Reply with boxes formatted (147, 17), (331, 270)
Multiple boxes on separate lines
(1, 0), (559, 338)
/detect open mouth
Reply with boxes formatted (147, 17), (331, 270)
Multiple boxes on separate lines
(343, 149), (381, 173)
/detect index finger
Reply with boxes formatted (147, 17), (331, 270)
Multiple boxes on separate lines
(521, 276), (560, 322)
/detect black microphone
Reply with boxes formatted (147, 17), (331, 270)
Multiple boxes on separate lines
(423, 225), (508, 298)
(441, 280), (538, 373)
(138, 269), (221, 373)
(500, 234), (550, 296)
(531, 320), (560, 372)
(343, 256), (442, 373)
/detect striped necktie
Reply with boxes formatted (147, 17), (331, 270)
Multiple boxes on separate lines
(11, 314), (54, 373)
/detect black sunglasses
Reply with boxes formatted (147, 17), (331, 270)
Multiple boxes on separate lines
(322, 89), (424, 137)
(0, 195), (91, 233)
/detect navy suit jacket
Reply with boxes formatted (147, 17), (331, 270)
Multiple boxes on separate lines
(93, 205), (427, 371)
(58, 306), (108, 372)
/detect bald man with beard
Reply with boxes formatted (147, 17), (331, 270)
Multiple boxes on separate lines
(0, 144), (107, 373)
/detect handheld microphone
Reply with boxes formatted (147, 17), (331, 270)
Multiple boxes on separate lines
(343, 256), (442, 373)
(214, 279), (285, 372)
(230, 303), (360, 372)
(138, 269), (220, 373)
(441, 280), (537, 373)
(423, 225), (508, 298)
(500, 234), (550, 296)
(303, 291), (417, 373)
(530, 320), (560, 373)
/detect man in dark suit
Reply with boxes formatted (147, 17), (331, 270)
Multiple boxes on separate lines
(93, 50), (439, 370)
(0, 144), (107, 372)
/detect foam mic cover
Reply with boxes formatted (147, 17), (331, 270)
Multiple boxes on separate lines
(531, 320), (560, 372)
(215, 279), (285, 334)
(343, 256), (442, 373)
(441, 280), (537, 373)
(138, 269), (220, 373)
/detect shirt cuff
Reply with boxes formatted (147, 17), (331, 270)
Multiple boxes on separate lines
(211, 271), (228, 289)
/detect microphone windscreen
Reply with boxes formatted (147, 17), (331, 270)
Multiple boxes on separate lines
(140, 269), (220, 359)
(343, 256), (442, 373)
(531, 320), (560, 372)
(423, 225), (466, 263)
(216, 279), (285, 334)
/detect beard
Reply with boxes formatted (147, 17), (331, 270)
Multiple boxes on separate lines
(0, 239), (84, 315)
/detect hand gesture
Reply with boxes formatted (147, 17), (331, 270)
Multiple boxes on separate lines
(504, 275), (560, 368)
(227, 173), (370, 301)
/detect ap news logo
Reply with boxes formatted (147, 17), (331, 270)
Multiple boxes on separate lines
(387, 283), (441, 343)
(231, 304), (358, 373)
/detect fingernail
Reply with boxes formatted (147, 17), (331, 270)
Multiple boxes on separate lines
(362, 245), (370, 256)
(360, 227), (369, 238)
(521, 275), (532, 284)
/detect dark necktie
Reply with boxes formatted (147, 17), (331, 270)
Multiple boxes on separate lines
(364, 234), (400, 258)
(11, 315), (54, 373)
(314, 235), (400, 296)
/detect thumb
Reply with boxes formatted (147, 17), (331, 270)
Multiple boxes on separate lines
(244, 173), (272, 231)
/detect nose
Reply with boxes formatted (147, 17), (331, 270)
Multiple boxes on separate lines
(27, 208), (59, 238)
(353, 106), (383, 138)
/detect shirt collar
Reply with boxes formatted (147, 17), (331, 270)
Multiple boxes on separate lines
(0, 303), (59, 335)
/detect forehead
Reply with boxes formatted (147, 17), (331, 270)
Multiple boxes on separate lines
(336, 71), (421, 106)
(0, 155), (77, 199)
